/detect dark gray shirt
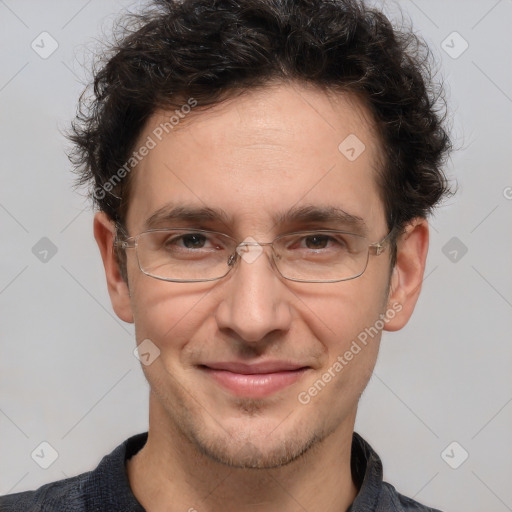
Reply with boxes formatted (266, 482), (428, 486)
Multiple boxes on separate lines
(0, 432), (443, 511)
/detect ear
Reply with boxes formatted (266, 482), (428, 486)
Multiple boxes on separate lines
(384, 218), (429, 332)
(93, 211), (134, 323)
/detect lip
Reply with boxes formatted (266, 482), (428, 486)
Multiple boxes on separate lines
(198, 361), (310, 398)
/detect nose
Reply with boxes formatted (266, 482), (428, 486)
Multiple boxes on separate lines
(214, 243), (293, 343)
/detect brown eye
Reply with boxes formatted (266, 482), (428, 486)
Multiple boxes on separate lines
(303, 235), (330, 249)
(179, 233), (207, 249)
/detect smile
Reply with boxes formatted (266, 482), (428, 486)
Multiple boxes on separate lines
(198, 363), (310, 398)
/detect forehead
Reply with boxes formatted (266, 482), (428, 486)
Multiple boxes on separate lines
(126, 82), (386, 235)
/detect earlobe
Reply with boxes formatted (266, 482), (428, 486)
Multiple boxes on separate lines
(93, 211), (134, 323)
(384, 218), (429, 332)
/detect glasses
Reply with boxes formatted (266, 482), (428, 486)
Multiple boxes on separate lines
(114, 227), (394, 283)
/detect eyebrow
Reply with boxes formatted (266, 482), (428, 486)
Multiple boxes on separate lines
(274, 204), (367, 234)
(143, 203), (367, 234)
(144, 204), (231, 231)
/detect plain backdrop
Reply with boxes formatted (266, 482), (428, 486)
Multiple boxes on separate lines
(1, 1), (511, 510)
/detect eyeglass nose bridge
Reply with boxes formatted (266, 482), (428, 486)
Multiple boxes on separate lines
(227, 240), (276, 268)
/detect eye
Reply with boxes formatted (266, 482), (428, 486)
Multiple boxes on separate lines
(174, 233), (208, 249)
(302, 234), (335, 250)
(297, 234), (348, 251)
(161, 232), (224, 251)
(279, 232), (354, 256)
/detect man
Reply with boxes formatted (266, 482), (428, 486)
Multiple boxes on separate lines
(0, 0), (452, 510)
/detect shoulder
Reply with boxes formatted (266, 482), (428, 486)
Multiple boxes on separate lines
(350, 432), (444, 512)
(0, 472), (92, 512)
(0, 432), (148, 512)
(381, 482), (444, 512)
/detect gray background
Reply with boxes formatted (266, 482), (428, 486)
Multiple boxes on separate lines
(1, 1), (511, 510)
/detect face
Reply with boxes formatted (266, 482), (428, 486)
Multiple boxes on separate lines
(100, 82), (413, 469)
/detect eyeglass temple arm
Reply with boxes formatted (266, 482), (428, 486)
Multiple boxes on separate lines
(113, 223), (135, 249)
(369, 226), (397, 256)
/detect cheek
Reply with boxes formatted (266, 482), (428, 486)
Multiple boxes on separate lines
(129, 268), (215, 351)
(295, 273), (388, 346)
(294, 286), (385, 411)
(295, 275), (388, 385)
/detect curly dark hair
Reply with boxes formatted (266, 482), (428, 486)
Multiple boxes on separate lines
(69, 0), (452, 252)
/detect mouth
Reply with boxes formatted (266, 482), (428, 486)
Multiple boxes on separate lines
(197, 361), (311, 398)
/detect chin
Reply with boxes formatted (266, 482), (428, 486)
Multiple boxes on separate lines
(184, 411), (332, 470)
(195, 433), (323, 469)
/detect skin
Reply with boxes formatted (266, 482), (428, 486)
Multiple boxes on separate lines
(94, 81), (429, 512)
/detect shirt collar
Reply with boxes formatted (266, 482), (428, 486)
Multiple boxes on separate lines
(347, 432), (384, 511)
(111, 431), (385, 511)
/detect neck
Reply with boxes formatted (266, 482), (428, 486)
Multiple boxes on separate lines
(127, 394), (358, 512)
